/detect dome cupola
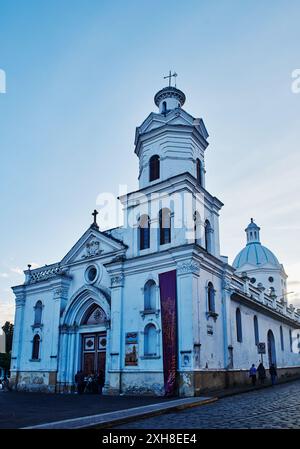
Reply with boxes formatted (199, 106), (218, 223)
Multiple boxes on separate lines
(245, 218), (261, 244)
(154, 71), (186, 114)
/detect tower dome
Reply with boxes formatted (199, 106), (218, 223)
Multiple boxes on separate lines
(154, 86), (186, 114)
(232, 219), (287, 298)
(233, 219), (280, 269)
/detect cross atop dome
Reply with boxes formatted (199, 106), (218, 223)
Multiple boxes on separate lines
(163, 70), (178, 87)
(154, 72), (186, 114)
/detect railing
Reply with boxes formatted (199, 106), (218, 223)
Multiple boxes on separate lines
(231, 274), (300, 324)
(26, 263), (63, 283)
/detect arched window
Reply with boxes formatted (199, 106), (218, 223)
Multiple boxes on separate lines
(162, 101), (167, 114)
(144, 280), (156, 311)
(289, 329), (293, 352)
(280, 326), (284, 351)
(34, 301), (43, 325)
(149, 155), (160, 181)
(207, 282), (215, 313)
(32, 334), (40, 360)
(196, 158), (203, 186)
(236, 308), (242, 342)
(144, 324), (157, 356)
(159, 208), (171, 245)
(139, 215), (150, 250)
(194, 211), (201, 245)
(205, 219), (213, 253)
(253, 315), (259, 345)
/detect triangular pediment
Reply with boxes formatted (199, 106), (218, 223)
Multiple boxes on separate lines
(61, 226), (126, 265)
(135, 109), (208, 150)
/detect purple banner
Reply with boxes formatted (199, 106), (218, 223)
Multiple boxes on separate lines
(159, 270), (177, 396)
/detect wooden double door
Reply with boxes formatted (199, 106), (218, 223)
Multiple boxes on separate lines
(82, 332), (107, 377)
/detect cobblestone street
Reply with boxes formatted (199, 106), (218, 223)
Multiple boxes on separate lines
(117, 380), (300, 429)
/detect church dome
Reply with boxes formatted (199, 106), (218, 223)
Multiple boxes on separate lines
(232, 219), (281, 270)
(233, 243), (280, 269)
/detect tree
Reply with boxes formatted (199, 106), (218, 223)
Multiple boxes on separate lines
(0, 352), (10, 373)
(2, 321), (14, 354)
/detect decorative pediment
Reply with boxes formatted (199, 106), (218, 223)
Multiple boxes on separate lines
(61, 227), (126, 265)
(135, 110), (208, 154)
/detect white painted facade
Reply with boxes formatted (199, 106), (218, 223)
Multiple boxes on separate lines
(10, 85), (300, 395)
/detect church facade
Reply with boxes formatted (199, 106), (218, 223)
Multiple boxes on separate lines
(10, 84), (300, 396)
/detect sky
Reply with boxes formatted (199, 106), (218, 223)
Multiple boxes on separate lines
(0, 0), (300, 325)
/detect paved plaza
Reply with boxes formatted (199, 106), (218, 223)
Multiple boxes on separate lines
(1, 380), (300, 429)
(117, 380), (300, 429)
(0, 391), (170, 429)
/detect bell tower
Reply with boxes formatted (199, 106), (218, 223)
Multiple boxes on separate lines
(134, 74), (209, 190)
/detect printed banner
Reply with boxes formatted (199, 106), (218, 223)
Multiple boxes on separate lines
(125, 332), (138, 366)
(159, 270), (178, 396)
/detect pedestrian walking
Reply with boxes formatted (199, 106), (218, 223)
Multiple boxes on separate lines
(249, 364), (257, 386)
(257, 362), (266, 384)
(97, 370), (105, 395)
(269, 363), (277, 386)
(2, 376), (10, 392)
(75, 370), (85, 394)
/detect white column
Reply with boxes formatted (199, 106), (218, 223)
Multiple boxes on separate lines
(176, 260), (200, 397)
(105, 274), (124, 394)
(221, 276), (233, 369)
(66, 328), (76, 386)
(10, 290), (26, 380)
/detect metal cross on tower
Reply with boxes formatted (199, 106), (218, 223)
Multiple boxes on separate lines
(164, 70), (178, 87)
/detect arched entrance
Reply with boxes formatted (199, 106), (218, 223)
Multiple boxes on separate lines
(267, 329), (276, 367)
(81, 304), (108, 377)
(57, 286), (111, 392)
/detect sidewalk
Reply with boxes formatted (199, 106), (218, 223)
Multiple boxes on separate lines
(23, 396), (217, 429)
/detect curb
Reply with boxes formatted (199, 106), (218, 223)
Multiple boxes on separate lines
(22, 396), (218, 430)
(102, 397), (218, 429)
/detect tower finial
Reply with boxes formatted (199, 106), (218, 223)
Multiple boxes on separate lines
(163, 70), (178, 87)
(245, 218), (261, 245)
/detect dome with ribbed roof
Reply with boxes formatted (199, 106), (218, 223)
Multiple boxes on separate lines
(233, 219), (281, 269)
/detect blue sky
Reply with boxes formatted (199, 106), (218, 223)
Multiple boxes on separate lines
(0, 0), (300, 324)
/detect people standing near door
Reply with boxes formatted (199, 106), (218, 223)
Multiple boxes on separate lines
(257, 362), (266, 384)
(270, 364), (277, 386)
(97, 370), (105, 395)
(75, 370), (85, 394)
(249, 364), (257, 386)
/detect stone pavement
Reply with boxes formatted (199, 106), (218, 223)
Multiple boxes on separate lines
(0, 390), (215, 429)
(116, 379), (300, 429)
(24, 396), (215, 429)
(0, 391), (172, 429)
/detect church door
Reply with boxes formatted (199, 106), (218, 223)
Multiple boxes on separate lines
(82, 332), (107, 377)
(267, 330), (276, 367)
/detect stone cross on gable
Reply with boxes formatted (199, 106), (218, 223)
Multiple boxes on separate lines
(92, 209), (99, 228)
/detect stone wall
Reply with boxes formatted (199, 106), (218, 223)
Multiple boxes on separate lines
(11, 371), (57, 393)
(195, 366), (300, 394)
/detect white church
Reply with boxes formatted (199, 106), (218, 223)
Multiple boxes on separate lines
(10, 80), (300, 396)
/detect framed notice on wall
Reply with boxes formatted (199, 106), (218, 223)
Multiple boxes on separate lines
(125, 332), (138, 366)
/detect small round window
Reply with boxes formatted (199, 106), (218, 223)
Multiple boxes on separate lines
(85, 265), (98, 284)
(250, 277), (256, 284)
(269, 276), (274, 283)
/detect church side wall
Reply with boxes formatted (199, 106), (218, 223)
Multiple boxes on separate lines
(196, 271), (225, 371)
(229, 301), (300, 370)
(114, 269), (165, 396)
(13, 288), (59, 392)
